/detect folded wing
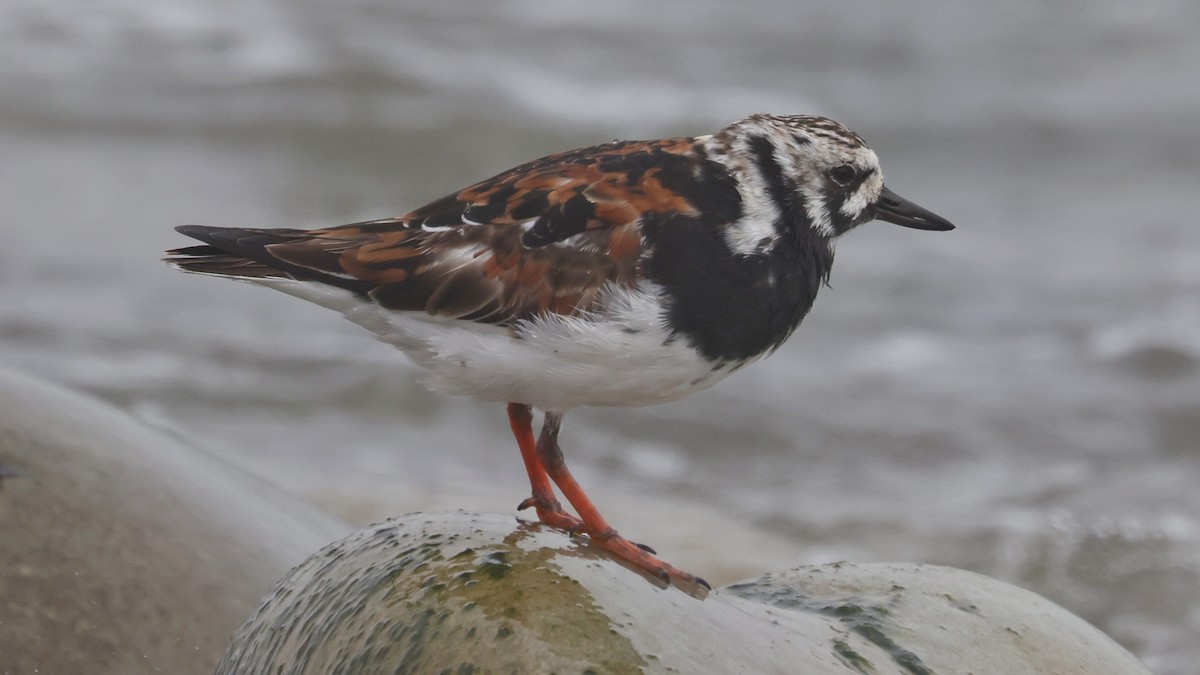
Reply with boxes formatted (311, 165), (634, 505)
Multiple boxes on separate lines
(167, 137), (711, 324)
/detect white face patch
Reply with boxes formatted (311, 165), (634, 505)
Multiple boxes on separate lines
(839, 170), (884, 223)
(799, 182), (835, 237)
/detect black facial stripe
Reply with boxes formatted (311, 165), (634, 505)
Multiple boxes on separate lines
(850, 165), (877, 191)
(746, 135), (816, 241)
(747, 135), (790, 210)
(826, 193), (847, 226)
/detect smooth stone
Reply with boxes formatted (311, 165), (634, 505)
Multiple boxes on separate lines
(219, 511), (1152, 675)
(0, 369), (350, 674)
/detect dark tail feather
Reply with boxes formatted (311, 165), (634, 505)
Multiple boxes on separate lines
(164, 244), (290, 278)
(165, 225), (298, 279)
(165, 225), (370, 294)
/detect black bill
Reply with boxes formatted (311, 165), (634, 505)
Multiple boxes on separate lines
(875, 185), (955, 231)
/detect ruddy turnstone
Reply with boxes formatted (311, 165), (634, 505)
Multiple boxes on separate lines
(166, 113), (953, 598)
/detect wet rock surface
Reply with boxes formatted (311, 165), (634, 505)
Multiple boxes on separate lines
(220, 512), (1152, 675)
(0, 369), (350, 674)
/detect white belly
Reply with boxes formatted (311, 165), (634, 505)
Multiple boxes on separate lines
(253, 278), (742, 410)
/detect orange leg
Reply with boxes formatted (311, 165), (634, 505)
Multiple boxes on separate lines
(506, 403), (582, 532)
(534, 411), (710, 597)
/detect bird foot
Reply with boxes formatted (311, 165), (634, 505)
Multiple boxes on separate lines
(517, 495), (585, 532)
(518, 500), (708, 598)
(585, 531), (710, 598)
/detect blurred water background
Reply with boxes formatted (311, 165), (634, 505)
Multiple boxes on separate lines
(2, 1), (1199, 671)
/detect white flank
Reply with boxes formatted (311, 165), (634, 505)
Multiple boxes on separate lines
(248, 277), (736, 411)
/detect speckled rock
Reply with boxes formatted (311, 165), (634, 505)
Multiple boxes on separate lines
(219, 511), (1152, 675)
(0, 369), (350, 674)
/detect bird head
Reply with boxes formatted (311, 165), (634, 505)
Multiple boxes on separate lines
(718, 114), (954, 241)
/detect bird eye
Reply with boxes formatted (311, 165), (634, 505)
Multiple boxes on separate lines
(828, 165), (857, 187)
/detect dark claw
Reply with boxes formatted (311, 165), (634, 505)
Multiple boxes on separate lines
(517, 497), (537, 511)
(633, 541), (657, 554)
(694, 576), (712, 590)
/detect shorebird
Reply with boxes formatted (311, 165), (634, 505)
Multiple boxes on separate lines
(167, 113), (954, 597)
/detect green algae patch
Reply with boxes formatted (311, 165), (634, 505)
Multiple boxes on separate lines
(217, 512), (647, 675)
(832, 637), (875, 674)
(727, 567), (933, 675)
(403, 526), (649, 674)
(817, 602), (930, 675)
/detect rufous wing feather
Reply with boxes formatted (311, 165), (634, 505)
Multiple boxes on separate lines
(168, 137), (711, 324)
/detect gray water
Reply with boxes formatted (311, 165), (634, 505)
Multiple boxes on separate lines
(3, 1), (1199, 671)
